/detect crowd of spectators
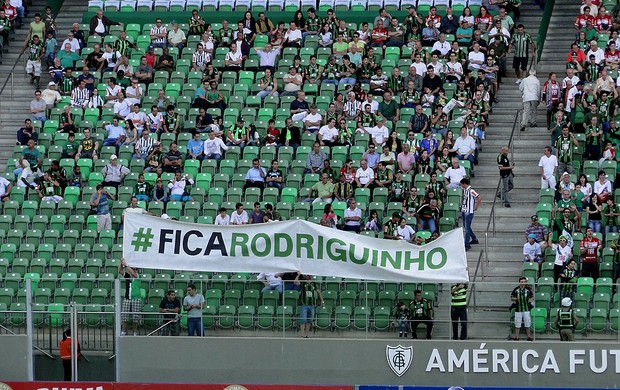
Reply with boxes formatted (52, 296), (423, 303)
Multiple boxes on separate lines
(12, 2), (535, 248)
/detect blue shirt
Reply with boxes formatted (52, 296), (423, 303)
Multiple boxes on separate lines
(187, 139), (204, 155)
(420, 138), (438, 155)
(245, 167), (266, 182)
(365, 151), (380, 169)
(90, 193), (110, 215)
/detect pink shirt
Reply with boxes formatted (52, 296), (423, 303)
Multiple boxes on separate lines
(397, 151), (416, 172)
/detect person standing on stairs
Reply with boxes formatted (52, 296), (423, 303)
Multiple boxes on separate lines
(460, 177), (481, 251)
(519, 69), (540, 131)
(497, 145), (514, 207)
(24, 33), (44, 88)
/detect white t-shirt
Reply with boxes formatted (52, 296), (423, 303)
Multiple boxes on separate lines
(593, 179), (612, 196)
(113, 100), (131, 118)
(304, 113), (322, 130)
(453, 135), (476, 155)
(538, 154), (558, 178)
(523, 241), (541, 259)
(356, 167), (374, 185)
(0, 177), (11, 197)
(371, 125), (389, 145)
(361, 100), (379, 114)
(397, 225), (415, 241)
(125, 86), (143, 106)
(445, 166), (466, 185)
(125, 111), (148, 131)
(215, 214), (230, 225)
(318, 125), (339, 142)
(344, 207), (362, 226)
(284, 29), (302, 43)
(231, 210), (248, 224)
(411, 62), (427, 77)
(468, 51), (485, 69)
(552, 243), (572, 266)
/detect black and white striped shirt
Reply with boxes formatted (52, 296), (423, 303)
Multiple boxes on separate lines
(461, 185), (479, 214)
(71, 87), (90, 107)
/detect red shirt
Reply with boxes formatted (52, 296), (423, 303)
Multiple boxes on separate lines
(371, 27), (388, 43)
(566, 49), (587, 63)
(144, 53), (156, 67)
(1, 4), (16, 20)
(580, 236), (601, 263)
(575, 14), (594, 29)
(595, 15), (612, 31)
(605, 49), (620, 62)
(475, 14), (493, 31)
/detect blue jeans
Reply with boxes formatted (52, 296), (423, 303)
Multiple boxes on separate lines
(187, 317), (203, 336)
(322, 79), (338, 85)
(397, 318), (408, 333)
(339, 78), (356, 86)
(458, 153), (475, 165)
(588, 219), (602, 233)
(605, 225), (618, 237)
(205, 153), (221, 161)
(462, 212), (477, 247)
(300, 305), (315, 324)
(261, 284), (283, 294)
(136, 195), (149, 202)
(420, 218), (437, 233)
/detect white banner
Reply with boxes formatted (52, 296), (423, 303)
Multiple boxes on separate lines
(122, 213), (469, 283)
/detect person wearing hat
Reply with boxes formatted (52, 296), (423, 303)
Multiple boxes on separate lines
(101, 154), (130, 192)
(525, 214), (549, 251)
(523, 233), (542, 263)
(41, 80), (61, 108)
(555, 297), (579, 341)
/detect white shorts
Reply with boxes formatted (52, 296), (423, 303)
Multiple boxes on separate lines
(26, 60), (42, 76)
(515, 311), (531, 328)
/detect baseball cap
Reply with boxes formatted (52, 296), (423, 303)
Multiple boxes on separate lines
(528, 233), (537, 239)
(110, 154), (118, 160)
(531, 215), (538, 221)
(48, 81), (56, 86)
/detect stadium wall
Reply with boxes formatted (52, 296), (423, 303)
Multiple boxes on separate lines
(115, 338), (620, 387)
(7, 336), (620, 387)
(0, 335), (30, 381)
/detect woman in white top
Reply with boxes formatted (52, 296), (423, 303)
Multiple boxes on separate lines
(578, 174), (592, 203)
(396, 218), (415, 243)
(319, 24), (333, 48)
(459, 7), (475, 26)
(551, 235), (573, 283)
(593, 170), (612, 202)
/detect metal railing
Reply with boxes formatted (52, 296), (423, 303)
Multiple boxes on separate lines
(4, 279), (620, 347)
(0, 45), (26, 101)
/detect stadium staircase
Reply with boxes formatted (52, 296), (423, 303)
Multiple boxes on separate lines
(0, 0), (79, 171)
(464, 2), (546, 322)
(538, 0), (580, 76)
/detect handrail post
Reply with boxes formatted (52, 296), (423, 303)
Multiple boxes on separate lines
(10, 72), (13, 99)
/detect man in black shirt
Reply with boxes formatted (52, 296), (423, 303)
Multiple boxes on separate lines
(278, 118), (302, 149)
(158, 290), (181, 336)
(266, 159), (284, 190)
(497, 145), (514, 208)
(422, 65), (443, 95)
(290, 91), (310, 121)
(277, 271), (301, 291)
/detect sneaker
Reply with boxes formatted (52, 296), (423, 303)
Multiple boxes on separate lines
(504, 204), (511, 208)
(470, 240), (479, 245)
(399, 332), (403, 338)
(133, 332), (138, 336)
(520, 126), (525, 132)
(515, 79), (522, 84)
(120, 331), (127, 336)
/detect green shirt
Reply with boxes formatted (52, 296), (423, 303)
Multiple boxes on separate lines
(409, 298), (432, 318)
(27, 40), (44, 61)
(300, 282), (320, 306)
(379, 100), (398, 119)
(510, 32), (532, 58)
(555, 134), (573, 162)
